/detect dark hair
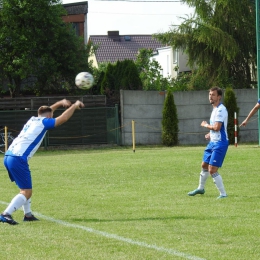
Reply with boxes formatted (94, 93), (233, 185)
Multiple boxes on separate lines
(210, 86), (222, 96)
(38, 106), (53, 115)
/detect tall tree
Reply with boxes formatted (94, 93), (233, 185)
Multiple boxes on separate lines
(162, 91), (179, 146)
(120, 60), (142, 90)
(135, 49), (169, 91)
(155, 0), (256, 89)
(101, 63), (116, 98)
(101, 60), (142, 104)
(0, 0), (90, 97)
(224, 87), (240, 144)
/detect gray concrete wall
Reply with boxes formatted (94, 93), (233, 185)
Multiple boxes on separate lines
(234, 89), (258, 143)
(120, 89), (259, 145)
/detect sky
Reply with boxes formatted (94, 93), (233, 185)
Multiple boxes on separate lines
(62, 0), (194, 37)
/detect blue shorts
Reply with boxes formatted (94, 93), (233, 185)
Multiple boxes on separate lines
(3, 155), (32, 189)
(203, 141), (229, 167)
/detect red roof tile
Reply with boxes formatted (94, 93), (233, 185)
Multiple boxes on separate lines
(89, 32), (165, 64)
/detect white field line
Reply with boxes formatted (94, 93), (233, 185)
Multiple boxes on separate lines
(0, 201), (206, 260)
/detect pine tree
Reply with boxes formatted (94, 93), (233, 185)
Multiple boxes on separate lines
(122, 60), (142, 90)
(162, 91), (179, 146)
(100, 63), (116, 96)
(155, 0), (256, 89)
(224, 87), (240, 144)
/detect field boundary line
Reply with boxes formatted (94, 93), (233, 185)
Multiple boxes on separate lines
(0, 200), (206, 260)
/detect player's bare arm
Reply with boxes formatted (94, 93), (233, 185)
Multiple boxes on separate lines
(55, 101), (84, 127)
(50, 99), (72, 112)
(205, 133), (210, 140)
(201, 121), (222, 131)
(240, 102), (260, 127)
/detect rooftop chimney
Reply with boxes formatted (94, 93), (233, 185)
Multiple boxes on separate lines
(108, 31), (120, 42)
(108, 31), (119, 37)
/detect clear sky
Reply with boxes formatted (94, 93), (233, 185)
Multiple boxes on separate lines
(62, 0), (194, 36)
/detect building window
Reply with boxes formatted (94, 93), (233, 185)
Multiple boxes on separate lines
(72, 23), (80, 36)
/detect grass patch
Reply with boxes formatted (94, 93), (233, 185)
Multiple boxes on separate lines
(0, 144), (259, 259)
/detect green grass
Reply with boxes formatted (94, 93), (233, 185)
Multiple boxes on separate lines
(0, 145), (260, 260)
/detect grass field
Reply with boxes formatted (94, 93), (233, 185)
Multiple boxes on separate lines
(0, 144), (259, 260)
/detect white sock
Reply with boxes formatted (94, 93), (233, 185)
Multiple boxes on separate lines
(4, 194), (27, 215)
(23, 198), (32, 216)
(198, 168), (209, 190)
(212, 172), (226, 196)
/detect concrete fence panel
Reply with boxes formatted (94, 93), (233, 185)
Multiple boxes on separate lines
(120, 89), (259, 145)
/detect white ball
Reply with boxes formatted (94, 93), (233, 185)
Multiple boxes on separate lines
(75, 72), (94, 90)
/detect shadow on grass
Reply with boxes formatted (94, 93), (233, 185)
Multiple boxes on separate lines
(71, 215), (227, 223)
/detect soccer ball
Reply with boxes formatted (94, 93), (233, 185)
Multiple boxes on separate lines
(75, 72), (94, 90)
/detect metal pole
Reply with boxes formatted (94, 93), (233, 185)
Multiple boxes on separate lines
(132, 120), (135, 152)
(115, 104), (120, 145)
(234, 112), (238, 147)
(4, 126), (7, 152)
(256, 0), (260, 145)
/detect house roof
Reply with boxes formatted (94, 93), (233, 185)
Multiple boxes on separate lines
(63, 1), (88, 15)
(89, 31), (165, 64)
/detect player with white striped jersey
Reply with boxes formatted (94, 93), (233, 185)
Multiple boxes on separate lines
(1, 99), (84, 225)
(188, 87), (229, 199)
(6, 116), (55, 160)
(209, 103), (228, 143)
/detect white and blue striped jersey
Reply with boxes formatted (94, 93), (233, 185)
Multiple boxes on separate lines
(209, 103), (228, 143)
(5, 116), (55, 160)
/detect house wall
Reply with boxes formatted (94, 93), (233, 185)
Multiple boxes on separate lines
(89, 53), (98, 68)
(62, 14), (88, 44)
(151, 47), (175, 78)
(152, 47), (190, 79)
(177, 50), (190, 73)
(62, 14), (85, 23)
(120, 89), (259, 146)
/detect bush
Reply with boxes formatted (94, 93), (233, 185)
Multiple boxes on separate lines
(135, 48), (170, 91)
(101, 60), (142, 95)
(223, 87), (240, 144)
(162, 91), (179, 146)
